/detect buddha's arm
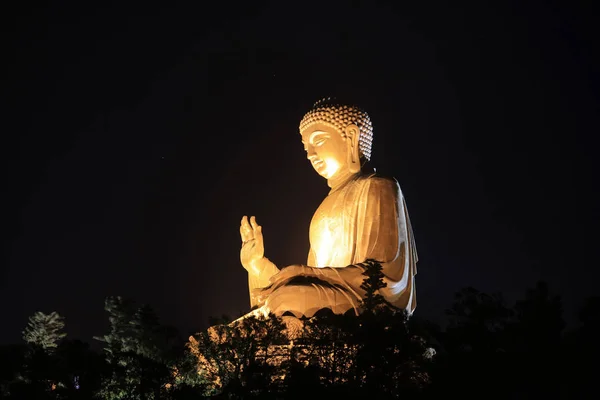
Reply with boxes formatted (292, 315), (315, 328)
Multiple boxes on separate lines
(355, 176), (404, 278)
(306, 247), (365, 282)
(274, 245), (365, 294)
(248, 257), (280, 308)
(240, 216), (281, 307)
(353, 176), (417, 309)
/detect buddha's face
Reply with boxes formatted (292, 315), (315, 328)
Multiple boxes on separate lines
(301, 122), (348, 180)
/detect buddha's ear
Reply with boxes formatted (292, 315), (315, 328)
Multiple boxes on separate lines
(344, 124), (361, 173)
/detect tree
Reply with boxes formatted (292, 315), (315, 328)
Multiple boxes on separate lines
(446, 287), (512, 352)
(22, 311), (67, 352)
(0, 344), (28, 398)
(95, 296), (179, 400)
(562, 296), (600, 398)
(512, 281), (565, 348)
(13, 312), (68, 398)
(359, 259), (391, 313)
(54, 339), (106, 398)
(441, 287), (513, 397)
(94, 296), (138, 360)
(509, 281), (566, 397)
(188, 313), (287, 397)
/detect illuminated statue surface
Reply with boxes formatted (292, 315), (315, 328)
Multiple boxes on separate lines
(239, 98), (418, 319)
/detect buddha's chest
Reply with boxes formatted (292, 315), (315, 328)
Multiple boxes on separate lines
(311, 194), (345, 231)
(309, 185), (360, 266)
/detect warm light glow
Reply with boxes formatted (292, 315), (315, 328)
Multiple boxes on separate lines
(322, 158), (340, 179)
(314, 219), (336, 268)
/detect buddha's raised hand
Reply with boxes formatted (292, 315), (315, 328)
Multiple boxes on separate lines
(240, 216), (265, 275)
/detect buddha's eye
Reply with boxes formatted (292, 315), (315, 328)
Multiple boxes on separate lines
(313, 137), (327, 146)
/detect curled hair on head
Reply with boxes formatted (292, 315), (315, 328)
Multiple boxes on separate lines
(299, 97), (374, 161)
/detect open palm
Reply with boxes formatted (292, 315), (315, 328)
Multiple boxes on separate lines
(240, 215), (264, 274)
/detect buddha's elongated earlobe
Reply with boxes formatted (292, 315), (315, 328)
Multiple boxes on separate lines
(344, 124), (361, 173)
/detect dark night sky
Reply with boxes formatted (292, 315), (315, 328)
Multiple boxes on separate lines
(2, 1), (598, 345)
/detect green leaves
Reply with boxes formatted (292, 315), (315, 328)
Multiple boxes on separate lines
(22, 311), (66, 352)
(94, 296), (180, 400)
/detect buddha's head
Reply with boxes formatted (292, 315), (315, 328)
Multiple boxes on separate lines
(299, 98), (373, 182)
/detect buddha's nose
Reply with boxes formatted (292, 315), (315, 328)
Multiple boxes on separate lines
(306, 147), (316, 160)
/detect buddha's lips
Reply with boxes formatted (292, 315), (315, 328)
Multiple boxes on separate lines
(312, 160), (324, 169)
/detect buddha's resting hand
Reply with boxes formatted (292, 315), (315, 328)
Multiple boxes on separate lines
(253, 264), (365, 306)
(272, 264), (362, 281)
(261, 263), (365, 295)
(240, 216), (267, 276)
(269, 264), (316, 283)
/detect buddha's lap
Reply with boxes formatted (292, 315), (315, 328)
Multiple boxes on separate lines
(264, 281), (361, 317)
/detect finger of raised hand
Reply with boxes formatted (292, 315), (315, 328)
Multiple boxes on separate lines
(240, 216), (253, 241)
(254, 224), (263, 240)
(250, 216), (264, 241)
(240, 222), (246, 241)
(250, 216), (260, 231)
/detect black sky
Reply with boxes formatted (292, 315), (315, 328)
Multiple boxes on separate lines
(2, 1), (599, 345)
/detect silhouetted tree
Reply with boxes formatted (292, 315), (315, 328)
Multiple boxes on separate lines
(54, 339), (106, 398)
(298, 311), (357, 388)
(512, 281), (565, 349)
(579, 296), (600, 331)
(508, 281), (565, 397)
(441, 287), (513, 397)
(8, 278), (596, 398)
(188, 313), (287, 397)
(95, 296), (178, 400)
(359, 259), (391, 313)
(562, 296), (600, 398)
(0, 344), (27, 398)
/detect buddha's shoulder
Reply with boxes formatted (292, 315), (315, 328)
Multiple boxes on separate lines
(354, 173), (401, 191)
(355, 172), (399, 185)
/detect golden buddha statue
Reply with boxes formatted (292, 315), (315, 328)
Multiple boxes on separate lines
(239, 98), (418, 319)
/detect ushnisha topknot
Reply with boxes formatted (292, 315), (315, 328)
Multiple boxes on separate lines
(299, 97), (374, 161)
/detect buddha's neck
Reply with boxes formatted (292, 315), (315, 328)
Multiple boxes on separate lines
(327, 169), (358, 192)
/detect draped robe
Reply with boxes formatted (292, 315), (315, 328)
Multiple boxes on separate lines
(251, 172), (418, 318)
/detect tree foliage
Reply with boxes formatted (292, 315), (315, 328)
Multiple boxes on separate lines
(94, 296), (179, 400)
(5, 273), (600, 399)
(22, 311), (67, 352)
(185, 262), (434, 398)
(359, 259), (391, 313)
(187, 313), (287, 397)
